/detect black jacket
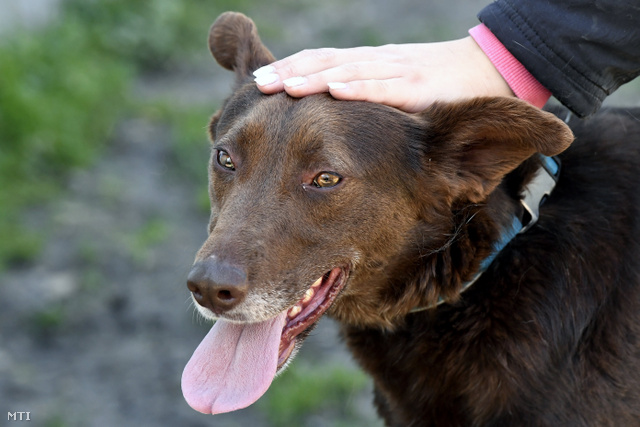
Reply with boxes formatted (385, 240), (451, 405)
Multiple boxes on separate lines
(478, 0), (640, 117)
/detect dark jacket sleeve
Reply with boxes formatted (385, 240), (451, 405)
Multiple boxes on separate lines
(478, 0), (640, 117)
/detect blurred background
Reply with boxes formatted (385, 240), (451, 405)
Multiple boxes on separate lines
(0, 1), (638, 426)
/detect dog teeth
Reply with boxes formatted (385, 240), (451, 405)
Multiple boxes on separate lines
(287, 278), (323, 319)
(288, 305), (302, 318)
(302, 288), (315, 304)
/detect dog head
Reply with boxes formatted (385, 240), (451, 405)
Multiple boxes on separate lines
(182, 12), (574, 415)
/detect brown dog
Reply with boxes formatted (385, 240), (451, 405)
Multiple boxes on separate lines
(182, 12), (640, 426)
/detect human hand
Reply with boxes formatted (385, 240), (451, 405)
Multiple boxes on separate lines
(253, 36), (514, 113)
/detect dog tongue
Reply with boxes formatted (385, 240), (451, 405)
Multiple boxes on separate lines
(181, 311), (288, 414)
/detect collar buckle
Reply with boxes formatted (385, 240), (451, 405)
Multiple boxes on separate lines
(519, 155), (560, 233)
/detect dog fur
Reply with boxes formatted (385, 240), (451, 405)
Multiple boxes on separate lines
(187, 12), (640, 426)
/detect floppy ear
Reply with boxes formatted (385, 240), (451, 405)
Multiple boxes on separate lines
(422, 97), (574, 203)
(208, 12), (276, 80)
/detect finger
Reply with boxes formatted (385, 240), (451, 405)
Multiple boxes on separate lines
(254, 46), (384, 94)
(279, 61), (406, 98)
(254, 69), (285, 93)
(267, 46), (380, 80)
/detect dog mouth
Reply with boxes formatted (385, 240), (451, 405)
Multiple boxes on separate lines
(181, 265), (349, 415)
(277, 267), (348, 369)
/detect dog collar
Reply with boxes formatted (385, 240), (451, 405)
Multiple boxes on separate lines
(410, 154), (561, 313)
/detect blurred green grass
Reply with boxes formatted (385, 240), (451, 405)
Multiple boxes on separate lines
(0, 17), (130, 265)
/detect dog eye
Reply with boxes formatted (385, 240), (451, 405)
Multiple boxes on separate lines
(313, 172), (341, 188)
(216, 150), (235, 171)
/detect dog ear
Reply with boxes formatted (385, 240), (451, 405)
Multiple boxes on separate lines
(422, 97), (574, 203)
(208, 12), (276, 79)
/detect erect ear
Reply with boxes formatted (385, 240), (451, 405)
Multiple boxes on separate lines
(422, 97), (574, 203)
(208, 12), (276, 80)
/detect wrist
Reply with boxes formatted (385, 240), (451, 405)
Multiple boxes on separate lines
(460, 36), (514, 99)
(469, 24), (550, 108)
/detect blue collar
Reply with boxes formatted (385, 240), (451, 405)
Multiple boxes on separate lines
(410, 154), (561, 313)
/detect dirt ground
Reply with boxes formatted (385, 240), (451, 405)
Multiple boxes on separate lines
(1, 1), (638, 426)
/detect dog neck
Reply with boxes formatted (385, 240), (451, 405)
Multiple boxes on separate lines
(410, 154), (561, 313)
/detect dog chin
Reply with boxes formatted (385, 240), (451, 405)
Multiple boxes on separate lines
(190, 300), (262, 324)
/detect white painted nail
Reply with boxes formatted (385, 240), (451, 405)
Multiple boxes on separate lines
(283, 76), (307, 88)
(254, 73), (278, 86)
(253, 65), (275, 77)
(328, 82), (347, 90)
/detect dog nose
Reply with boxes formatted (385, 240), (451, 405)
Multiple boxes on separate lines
(187, 257), (249, 313)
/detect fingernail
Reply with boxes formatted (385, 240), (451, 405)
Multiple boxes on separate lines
(328, 82), (347, 90)
(254, 73), (279, 86)
(253, 65), (275, 77)
(283, 76), (307, 88)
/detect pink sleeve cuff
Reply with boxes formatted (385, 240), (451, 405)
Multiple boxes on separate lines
(469, 23), (551, 108)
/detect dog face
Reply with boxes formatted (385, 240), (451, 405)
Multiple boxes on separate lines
(181, 12), (573, 416)
(197, 88), (429, 322)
